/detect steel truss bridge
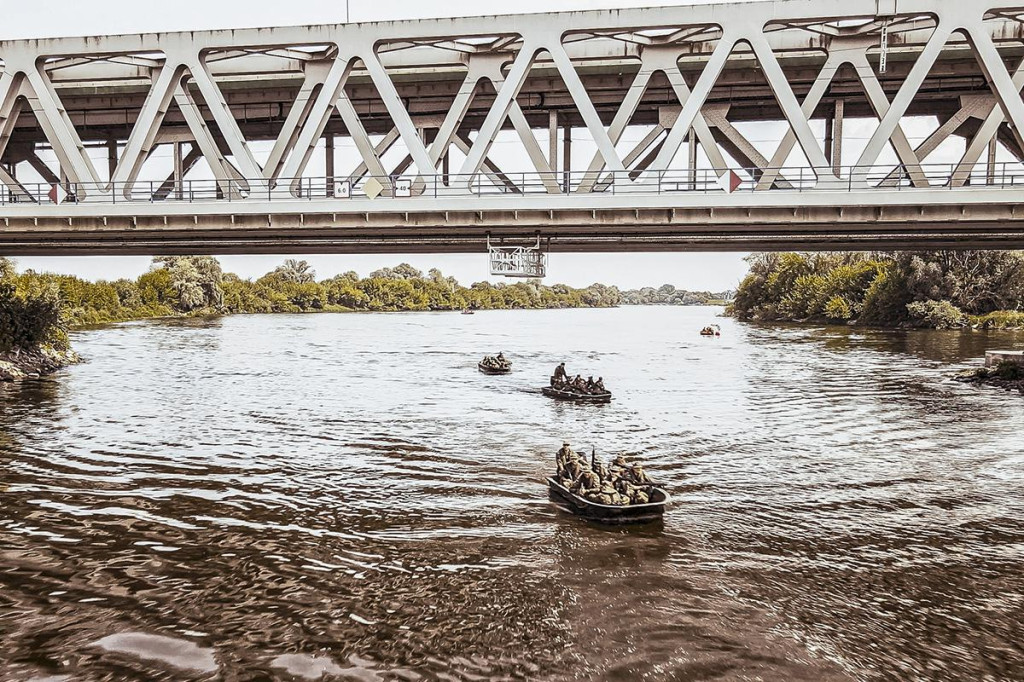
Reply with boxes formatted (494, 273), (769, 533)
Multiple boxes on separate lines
(2, 0), (1024, 255)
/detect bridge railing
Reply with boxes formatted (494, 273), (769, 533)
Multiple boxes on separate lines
(4, 162), (1024, 206)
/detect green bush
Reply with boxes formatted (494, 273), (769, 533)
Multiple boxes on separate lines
(824, 296), (853, 320)
(905, 300), (967, 329)
(994, 361), (1024, 381)
(0, 259), (66, 352)
(971, 310), (1024, 329)
(732, 250), (1024, 328)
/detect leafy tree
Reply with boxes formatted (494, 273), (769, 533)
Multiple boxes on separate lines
(906, 300), (967, 329)
(369, 263), (423, 280)
(153, 256), (224, 312)
(731, 250), (1024, 328)
(0, 258), (66, 352)
(273, 259), (317, 284)
(137, 267), (176, 307)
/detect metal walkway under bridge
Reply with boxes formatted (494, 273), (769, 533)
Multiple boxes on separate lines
(3, 0), (1024, 255)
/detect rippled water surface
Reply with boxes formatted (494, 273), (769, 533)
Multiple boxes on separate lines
(2, 307), (1023, 681)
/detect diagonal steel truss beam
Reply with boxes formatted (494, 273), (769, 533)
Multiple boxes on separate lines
(2, 1), (1024, 208)
(702, 104), (794, 188)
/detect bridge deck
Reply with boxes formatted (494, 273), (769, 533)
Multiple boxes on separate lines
(2, 1), (1024, 252)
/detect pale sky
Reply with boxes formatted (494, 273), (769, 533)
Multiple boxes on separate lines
(0, 0), (981, 290)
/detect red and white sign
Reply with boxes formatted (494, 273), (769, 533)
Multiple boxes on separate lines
(718, 170), (742, 194)
(47, 183), (67, 204)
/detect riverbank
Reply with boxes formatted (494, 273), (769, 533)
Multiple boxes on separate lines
(729, 252), (1024, 330)
(734, 313), (1024, 331)
(954, 363), (1024, 394)
(0, 346), (81, 383)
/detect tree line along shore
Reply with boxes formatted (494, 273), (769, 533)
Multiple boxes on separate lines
(728, 251), (1024, 330)
(0, 255), (732, 381)
(728, 250), (1024, 395)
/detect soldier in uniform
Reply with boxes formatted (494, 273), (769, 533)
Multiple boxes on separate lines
(615, 476), (636, 500)
(627, 463), (653, 486)
(594, 377), (606, 393)
(590, 449), (609, 482)
(556, 441), (574, 474)
(553, 362), (568, 386)
(608, 454), (629, 481)
(594, 482), (625, 505)
(572, 468), (601, 498)
(566, 452), (586, 482)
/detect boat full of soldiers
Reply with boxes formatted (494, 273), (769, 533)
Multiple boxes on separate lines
(548, 441), (669, 523)
(541, 362), (612, 403)
(478, 352), (512, 374)
(469, 354), (670, 522)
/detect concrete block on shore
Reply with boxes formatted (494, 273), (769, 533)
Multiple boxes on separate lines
(986, 350), (1024, 367)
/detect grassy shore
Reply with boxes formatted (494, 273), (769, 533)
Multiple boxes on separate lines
(0, 347), (81, 383)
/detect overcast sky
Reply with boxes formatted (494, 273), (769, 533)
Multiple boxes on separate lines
(1, 0), (974, 290)
(0, 0), (768, 38)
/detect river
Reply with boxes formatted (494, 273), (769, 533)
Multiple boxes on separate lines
(1, 306), (1023, 681)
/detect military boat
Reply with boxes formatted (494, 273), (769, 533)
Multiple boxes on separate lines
(547, 477), (669, 524)
(479, 361), (512, 375)
(700, 324), (721, 337)
(541, 386), (612, 403)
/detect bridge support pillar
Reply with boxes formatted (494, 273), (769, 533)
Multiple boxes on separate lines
(832, 99), (845, 176)
(549, 111), (558, 171)
(824, 117), (833, 165)
(987, 137), (997, 185)
(173, 142), (184, 200)
(688, 131), (698, 189)
(326, 134), (335, 196)
(562, 123), (572, 193)
(107, 140), (117, 181)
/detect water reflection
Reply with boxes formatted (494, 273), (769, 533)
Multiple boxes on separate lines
(94, 632), (219, 673)
(0, 308), (1021, 680)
